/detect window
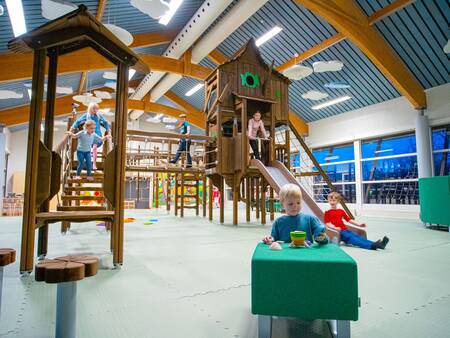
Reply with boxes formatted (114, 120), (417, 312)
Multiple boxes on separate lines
(290, 152), (300, 168)
(432, 125), (450, 176)
(312, 143), (356, 203)
(361, 133), (418, 204)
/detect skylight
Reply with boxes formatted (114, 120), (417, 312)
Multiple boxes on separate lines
(311, 96), (352, 110)
(255, 26), (282, 47)
(6, 0), (27, 37)
(159, 0), (183, 25)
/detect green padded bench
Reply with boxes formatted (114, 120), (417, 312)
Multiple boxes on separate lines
(251, 243), (359, 338)
(419, 175), (450, 228)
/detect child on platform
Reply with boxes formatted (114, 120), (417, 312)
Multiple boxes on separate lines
(247, 111), (268, 161)
(325, 192), (389, 250)
(263, 184), (328, 245)
(67, 120), (110, 180)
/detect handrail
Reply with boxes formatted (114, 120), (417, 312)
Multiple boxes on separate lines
(127, 130), (213, 142)
(54, 133), (70, 153)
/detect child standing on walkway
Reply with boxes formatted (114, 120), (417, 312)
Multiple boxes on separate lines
(325, 192), (389, 250)
(263, 184), (328, 245)
(247, 111), (268, 161)
(68, 120), (110, 180)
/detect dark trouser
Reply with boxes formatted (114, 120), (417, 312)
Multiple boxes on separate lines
(77, 150), (92, 176)
(171, 139), (192, 165)
(249, 139), (260, 160)
(340, 230), (374, 249)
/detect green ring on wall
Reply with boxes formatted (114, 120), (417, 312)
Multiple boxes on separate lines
(240, 72), (260, 89)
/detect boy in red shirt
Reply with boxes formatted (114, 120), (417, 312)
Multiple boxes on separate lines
(325, 192), (389, 250)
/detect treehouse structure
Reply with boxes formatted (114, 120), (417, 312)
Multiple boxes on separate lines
(204, 39), (346, 226)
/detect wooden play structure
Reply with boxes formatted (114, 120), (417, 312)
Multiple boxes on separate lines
(203, 39), (354, 226)
(10, 5), (148, 273)
(125, 130), (210, 216)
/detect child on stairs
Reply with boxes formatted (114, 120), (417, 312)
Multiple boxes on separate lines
(67, 120), (110, 181)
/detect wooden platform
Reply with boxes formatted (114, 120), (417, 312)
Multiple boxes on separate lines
(35, 211), (115, 224)
(126, 165), (205, 173)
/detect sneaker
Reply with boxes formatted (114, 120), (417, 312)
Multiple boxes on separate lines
(86, 176), (94, 181)
(379, 236), (389, 249)
(371, 240), (382, 250)
(74, 176), (81, 180)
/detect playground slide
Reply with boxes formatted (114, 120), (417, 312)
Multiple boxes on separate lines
(250, 159), (324, 220)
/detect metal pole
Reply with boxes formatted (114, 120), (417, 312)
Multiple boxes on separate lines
(55, 281), (77, 338)
(415, 112), (433, 178)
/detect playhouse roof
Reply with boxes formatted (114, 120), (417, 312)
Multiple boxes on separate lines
(219, 39), (290, 84)
(7, 5), (148, 73)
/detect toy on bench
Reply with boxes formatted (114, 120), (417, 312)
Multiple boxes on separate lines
(35, 255), (98, 338)
(0, 248), (16, 319)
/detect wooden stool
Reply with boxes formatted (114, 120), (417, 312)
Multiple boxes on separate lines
(0, 248), (16, 319)
(35, 255), (98, 338)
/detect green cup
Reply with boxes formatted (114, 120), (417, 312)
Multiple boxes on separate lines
(290, 231), (306, 246)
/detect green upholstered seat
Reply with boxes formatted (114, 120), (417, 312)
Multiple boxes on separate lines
(419, 175), (450, 226)
(251, 243), (359, 321)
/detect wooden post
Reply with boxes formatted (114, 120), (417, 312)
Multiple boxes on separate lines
(261, 179), (266, 225)
(38, 48), (58, 259)
(174, 174), (179, 216)
(20, 49), (46, 273)
(250, 177), (255, 211)
(219, 177), (224, 224)
(155, 175), (159, 209)
(246, 177), (250, 222)
(270, 187), (275, 221)
(208, 177), (213, 221)
(195, 176), (199, 216)
(233, 183), (239, 226)
(112, 62), (128, 267)
(255, 177), (260, 219)
(180, 173), (185, 217)
(202, 174), (207, 217)
(166, 178), (170, 211)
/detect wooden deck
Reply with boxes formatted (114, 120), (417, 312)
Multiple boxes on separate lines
(35, 211), (115, 225)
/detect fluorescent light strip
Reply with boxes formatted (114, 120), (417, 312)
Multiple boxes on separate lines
(255, 26), (282, 47)
(159, 0), (183, 25)
(185, 83), (203, 96)
(6, 0), (27, 37)
(129, 69), (136, 81)
(311, 95), (351, 110)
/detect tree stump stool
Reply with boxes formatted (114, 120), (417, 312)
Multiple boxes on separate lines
(35, 255), (98, 338)
(0, 248), (16, 319)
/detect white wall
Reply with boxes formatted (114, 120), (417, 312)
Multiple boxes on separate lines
(6, 127), (66, 193)
(306, 83), (450, 148)
(304, 84), (450, 219)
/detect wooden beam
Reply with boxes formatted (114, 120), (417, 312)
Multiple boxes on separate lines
(289, 111), (309, 136)
(0, 92), (205, 129)
(77, 0), (108, 94)
(0, 49), (211, 83)
(276, 33), (345, 72)
(130, 28), (179, 48)
(368, 0), (415, 24)
(139, 54), (211, 80)
(208, 49), (227, 65)
(293, 0), (425, 108)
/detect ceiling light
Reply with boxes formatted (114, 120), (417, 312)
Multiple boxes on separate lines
(129, 69), (136, 81)
(185, 83), (203, 96)
(311, 95), (351, 110)
(159, 0), (183, 25)
(6, 0), (27, 37)
(255, 26), (282, 47)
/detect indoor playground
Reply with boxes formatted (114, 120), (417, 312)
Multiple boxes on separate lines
(0, 1), (449, 338)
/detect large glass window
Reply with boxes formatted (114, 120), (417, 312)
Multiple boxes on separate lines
(361, 133), (418, 204)
(290, 152), (300, 168)
(432, 125), (450, 176)
(312, 143), (356, 203)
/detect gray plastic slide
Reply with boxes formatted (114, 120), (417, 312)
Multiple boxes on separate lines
(250, 159), (324, 220)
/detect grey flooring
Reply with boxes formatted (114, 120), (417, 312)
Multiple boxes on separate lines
(0, 208), (449, 338)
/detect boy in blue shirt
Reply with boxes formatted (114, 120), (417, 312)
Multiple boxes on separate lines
(170, 114), (192, 168)
(70, 103), (111, 170)
(68, 120), (110, 180)
(263, 184), (328, 245)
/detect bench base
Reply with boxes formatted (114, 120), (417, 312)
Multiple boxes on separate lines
(56, 282), (77, 338)
(257, 315), (351, 338)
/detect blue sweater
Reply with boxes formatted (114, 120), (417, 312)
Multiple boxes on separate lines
(271, 213), (328, 244)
